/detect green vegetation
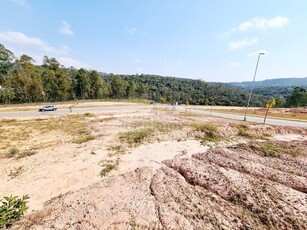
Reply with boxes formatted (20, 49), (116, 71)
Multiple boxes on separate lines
(0, 195), (29, 228)
(1, 44), (306, 107)
(0, 44), (266, 107)
(253, 142), (303, 157)
(191, 123), (221, 142)
(120, 121), (184, 146)
(235, 141), (304, 158)
(99, 159), (119, 177)
(120, 128), (153, 145)
(7, 148), (19, 158)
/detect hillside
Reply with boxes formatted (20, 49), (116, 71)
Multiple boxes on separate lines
(230, 77), (307, 89)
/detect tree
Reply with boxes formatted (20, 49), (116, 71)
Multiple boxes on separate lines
(0, 44), (15, 85)
(75, 68), (90, 99)
(286, 87), (307, 107)
(275, 95), (286, 108)
(263, 98), (276, 124)
(109, 75), (127, 99)
(89, 70), (107, 99)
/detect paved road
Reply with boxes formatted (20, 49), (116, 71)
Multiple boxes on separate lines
(1, 104), (306, 128)
(0, 105), (147, 119)
(184, 107), (307, 128)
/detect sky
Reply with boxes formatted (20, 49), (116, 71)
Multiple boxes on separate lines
(0, 0), (306, 82)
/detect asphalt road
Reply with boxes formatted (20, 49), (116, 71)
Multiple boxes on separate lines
(185, 108), (307, 128)
(0, 105), (147, 119)
(0, 105), (306, 128)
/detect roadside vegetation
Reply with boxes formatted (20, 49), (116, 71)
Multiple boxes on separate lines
(2, 44), (306, 108)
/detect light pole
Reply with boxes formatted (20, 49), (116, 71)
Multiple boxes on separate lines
(243, 52), (265, 121)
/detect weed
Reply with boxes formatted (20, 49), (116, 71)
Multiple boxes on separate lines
(252, 142), (302, 158)
(97, 117), (115, 122)
(73, 134), (95, 144)
(191, 123), (218, 133)
(120, 128), (153, 145)
(191, 123), (221, 143)
(0, 195), (29, 228)
(109, 145), (126, 156)
(84, 112), (95, 117)
(16, 150), (37, 159)
(7, 148), (19, 158)
(99, 159), (119, 177)
(8, 166), (24, 179)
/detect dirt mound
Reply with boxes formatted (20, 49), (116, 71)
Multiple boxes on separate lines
(15, 145), (307, 230)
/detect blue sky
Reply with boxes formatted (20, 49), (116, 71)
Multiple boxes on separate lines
(1, 0), (306, 82)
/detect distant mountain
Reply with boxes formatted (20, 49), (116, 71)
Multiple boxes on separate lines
(230, 77), (307, 89)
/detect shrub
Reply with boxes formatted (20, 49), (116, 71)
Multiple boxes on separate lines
(192, 123), (221, 142)
(7, 148), (19, 158)
(0, 195), (29, 228)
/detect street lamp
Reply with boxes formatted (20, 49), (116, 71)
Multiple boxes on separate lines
(243, 52), (265, 121)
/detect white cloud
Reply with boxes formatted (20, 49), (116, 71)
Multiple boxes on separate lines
(248, 50), (269, 57)
(9, 0), (28, 7)
(57, 57), (91, 69)
(0, 31), (68, 55)
(229, 37), (258, 50)
(226, 62), (241, 67)
(233, 16), (289, 32)
(59, 20), (74, 36)
(0, 30), (90, 69)
(128, 27), (137, 34)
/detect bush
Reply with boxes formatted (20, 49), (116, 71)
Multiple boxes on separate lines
(6, 148), (19, 158)
(0, 195), (29, 228)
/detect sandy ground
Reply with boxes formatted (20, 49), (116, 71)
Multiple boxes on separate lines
(1, 106), (307, 229)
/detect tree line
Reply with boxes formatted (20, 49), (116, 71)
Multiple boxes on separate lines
(0, 44), (306, 107)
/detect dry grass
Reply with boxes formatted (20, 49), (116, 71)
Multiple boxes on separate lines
(120, 121), (184, 146)
(0, 114), (96, 158)
(234, 141), (305, 158)
(99, 159), (120, 177)
(191, 123), (222, 143)
(209, 108), (307, 121)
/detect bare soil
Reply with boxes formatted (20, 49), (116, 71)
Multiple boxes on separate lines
(1, 107), (306, 229)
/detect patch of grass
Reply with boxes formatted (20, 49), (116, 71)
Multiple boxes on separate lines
(109, 145), (126, 156)
(99, 159), (119, 177)
(0, 114), (96, 157)
(234, 141), (304, 158)
(192, 123), (218, 133)
(84, 112), (95, 117)
(73, 134), (95, 144)
(120, 128), (153, 145)
(6, 148), (19, 158)
(191, 123), (221, 143)
(252, 142), (303, 158)
(16, 150), (37, 159)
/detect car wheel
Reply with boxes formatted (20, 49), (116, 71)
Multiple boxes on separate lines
(42, 109), (45, 112)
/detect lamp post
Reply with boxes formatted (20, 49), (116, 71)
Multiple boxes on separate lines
(243, 52), (265, 121)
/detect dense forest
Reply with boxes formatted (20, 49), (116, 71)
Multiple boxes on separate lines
(0, 44), (306, 107)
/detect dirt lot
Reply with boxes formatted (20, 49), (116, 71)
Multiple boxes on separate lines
(1, 106), (306, 229)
